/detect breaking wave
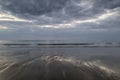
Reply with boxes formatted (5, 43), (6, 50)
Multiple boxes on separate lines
(0, 55), (119, 80)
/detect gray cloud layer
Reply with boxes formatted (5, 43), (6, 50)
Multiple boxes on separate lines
(0, 0), (120, 41)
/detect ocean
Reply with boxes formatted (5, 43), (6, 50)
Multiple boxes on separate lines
(0, 40), (120, 80)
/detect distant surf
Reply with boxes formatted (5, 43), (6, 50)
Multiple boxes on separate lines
(1, 41), (120, 48)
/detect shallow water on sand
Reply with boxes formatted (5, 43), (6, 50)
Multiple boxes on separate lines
(0, 40), (120, 80)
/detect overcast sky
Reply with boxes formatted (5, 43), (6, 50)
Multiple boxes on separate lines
(0, 0), (120, 42)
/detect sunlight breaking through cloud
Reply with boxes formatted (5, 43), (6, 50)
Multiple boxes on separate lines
(0, 12), (32, 22)
(0, 25), (8, 30)
(36, 11), (118, 29)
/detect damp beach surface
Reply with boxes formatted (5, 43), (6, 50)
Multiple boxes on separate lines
(0, 40), (120, 80)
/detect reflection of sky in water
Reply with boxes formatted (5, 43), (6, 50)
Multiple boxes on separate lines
(0, 40), (120, 80)
(0, 46), (120, 80)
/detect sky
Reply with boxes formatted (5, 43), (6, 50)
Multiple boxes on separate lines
(0, 0), (120, 42)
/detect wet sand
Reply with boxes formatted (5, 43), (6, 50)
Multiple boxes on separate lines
(0, 41), (120, 80)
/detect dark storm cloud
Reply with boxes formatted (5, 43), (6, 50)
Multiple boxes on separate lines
(0, 0), (120, 22)
(0, 0), (120, 19)
(0, 0), (68, 15)
(64, 0), (120, 19)
(0, 0), (120, 41)
(93, 0), (120, 9)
